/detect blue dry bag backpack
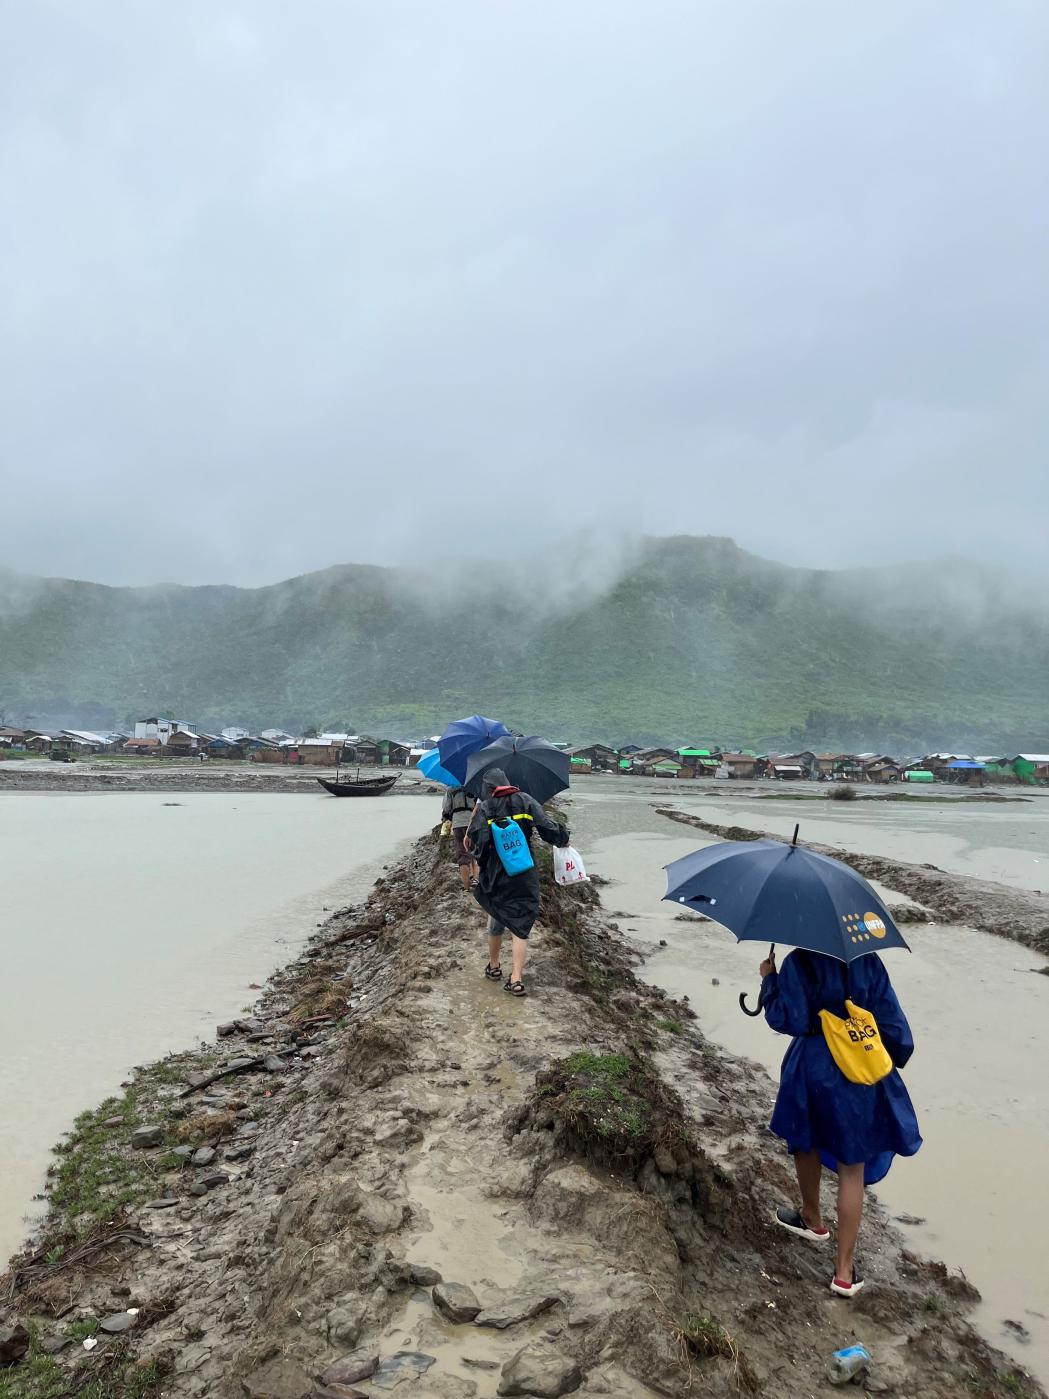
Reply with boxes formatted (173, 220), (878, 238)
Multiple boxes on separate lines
(489, 806), (535, 876)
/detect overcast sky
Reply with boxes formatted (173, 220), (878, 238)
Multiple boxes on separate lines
(1, 2), (1047, 587)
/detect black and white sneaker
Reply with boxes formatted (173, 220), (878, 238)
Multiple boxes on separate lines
(775, 1206), (831, 1242)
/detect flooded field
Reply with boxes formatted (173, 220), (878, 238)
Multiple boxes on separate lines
(0, 791), (432, 1262)
(566, 781), (1049, 1384)
(669, 784), (1049, 890)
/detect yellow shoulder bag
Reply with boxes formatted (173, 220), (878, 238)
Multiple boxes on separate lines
(818, 1000), (893, 1086)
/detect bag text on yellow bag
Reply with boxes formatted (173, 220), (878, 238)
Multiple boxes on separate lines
(818, 999), (893, 1085)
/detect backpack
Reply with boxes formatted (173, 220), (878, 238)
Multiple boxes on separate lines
(818, 1000), (893, 1085)
(486, 796), (535, 876)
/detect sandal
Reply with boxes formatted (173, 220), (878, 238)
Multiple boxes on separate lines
(830, 1267), (865, 1298)
(484, 963), (502, 980)
(504, 978), (526, 997)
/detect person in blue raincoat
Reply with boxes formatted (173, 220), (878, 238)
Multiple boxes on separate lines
(759, 948), (922, 1298)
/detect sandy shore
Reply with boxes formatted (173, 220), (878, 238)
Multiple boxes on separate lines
(0, 761), (439, 796)
(1, 828), (1039, 1398)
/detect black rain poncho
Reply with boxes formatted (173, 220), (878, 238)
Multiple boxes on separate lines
(466, 768), (568, 939)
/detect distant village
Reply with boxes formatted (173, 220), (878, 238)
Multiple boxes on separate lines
(1, 716), (1047, 786)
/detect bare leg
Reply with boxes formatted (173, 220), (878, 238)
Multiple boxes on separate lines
(835, 1163), (865, 1282)
(510, 935), (529, 984)
(793, 1149), (827, 1232)
(458, 863), (472, 891)
(487, 933), (502, 970)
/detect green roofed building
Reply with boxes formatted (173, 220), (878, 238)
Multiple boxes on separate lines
(1011, 754), (1049, 783)
(677, 746), (719, 774)
(565, 743), (619, 772)
(903, 769), (934, 783)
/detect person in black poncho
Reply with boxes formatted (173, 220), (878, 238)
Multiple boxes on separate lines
(464, 767), (569, 997)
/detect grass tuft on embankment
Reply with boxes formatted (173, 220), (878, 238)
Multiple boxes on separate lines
(532, 1048), (699, 1174)
(48, 1096), (152, 1239)
(559, 1052), (647, 1140)
(676, 1312), (758, 1393)
(0, 1317), (170, 1399)
(539, 1051), (650, 1154)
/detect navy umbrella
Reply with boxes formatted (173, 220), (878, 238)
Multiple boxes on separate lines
(437, 715), (511, 783)
(464, 735), (570, 805)
(662, 827), (909, 1013)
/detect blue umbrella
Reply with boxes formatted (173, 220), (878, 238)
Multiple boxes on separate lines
(437, 715), (511, 783)
(662, 827), (909, 1013)
(417, 749), (459, 787)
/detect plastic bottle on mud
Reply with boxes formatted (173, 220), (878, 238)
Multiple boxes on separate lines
(825, 1344), (872, 1385)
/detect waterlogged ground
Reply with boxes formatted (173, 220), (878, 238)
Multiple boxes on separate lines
(4, 774), (1047, 1387)
(669, 782), (1049, 890)
(0, 791), (433, 1261)
(565, 781), (1049, 1385)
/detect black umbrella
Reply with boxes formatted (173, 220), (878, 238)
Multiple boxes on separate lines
(464, 736), (570, 805)
(663, 825), (909, 1015)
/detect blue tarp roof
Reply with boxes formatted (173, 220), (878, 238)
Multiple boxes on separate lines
(948, 760), (985, 769)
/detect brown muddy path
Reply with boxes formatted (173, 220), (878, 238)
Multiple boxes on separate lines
(2, 827), (1039, 1399)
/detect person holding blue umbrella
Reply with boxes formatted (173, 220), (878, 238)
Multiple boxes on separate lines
(437, 715), (511, 783)
(418, 749), (480, 892)
(664, 828), (922, 1299)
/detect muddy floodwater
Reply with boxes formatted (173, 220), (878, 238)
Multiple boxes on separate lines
(567, 781), (1049, 1384)
(669, 785), (1049, 891)
(0, 791), (432, 1262)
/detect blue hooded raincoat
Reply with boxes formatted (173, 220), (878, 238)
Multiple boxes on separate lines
(761, 949), (922, 1185)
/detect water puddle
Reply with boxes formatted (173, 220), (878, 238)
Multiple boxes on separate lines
(406, 1167), (525, 1294)
(376, 1289), (511, 1396)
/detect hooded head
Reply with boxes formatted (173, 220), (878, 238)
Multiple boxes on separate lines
(481, 767), (508, 797)
(481, 767), (512, 798)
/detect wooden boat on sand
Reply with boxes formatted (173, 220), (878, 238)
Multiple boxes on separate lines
(317, 772), (400, 798)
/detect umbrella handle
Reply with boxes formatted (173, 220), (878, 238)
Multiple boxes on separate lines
(739, 945), (776, 1017)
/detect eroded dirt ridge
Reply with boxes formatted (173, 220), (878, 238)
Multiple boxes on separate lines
(1, 830), (1040, 1398)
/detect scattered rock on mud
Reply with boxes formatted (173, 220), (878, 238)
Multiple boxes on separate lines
(498, 1343), (582, 1397)
(317, 1349), (379, 1387)
(475, 1293), (561, 1329)
(432, 1282), (482, 1323)
(0, 1321), (29, 1366)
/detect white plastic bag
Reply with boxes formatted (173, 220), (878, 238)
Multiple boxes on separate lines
(553, 845), (589, 886)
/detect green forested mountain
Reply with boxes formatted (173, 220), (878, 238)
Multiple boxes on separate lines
(1, 537), (1046, 750)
